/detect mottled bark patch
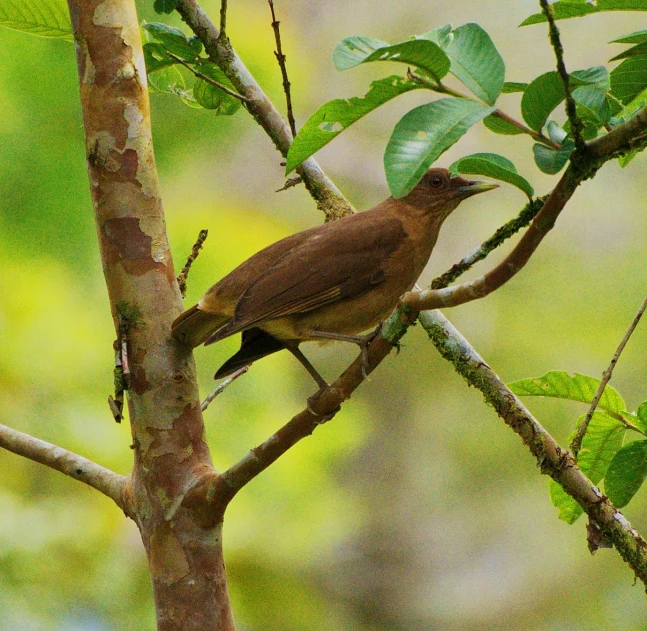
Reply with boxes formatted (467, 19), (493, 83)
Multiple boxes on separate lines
(103, 217), (162, 275)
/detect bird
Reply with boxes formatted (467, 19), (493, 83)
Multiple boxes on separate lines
(172, 167), (497, 387)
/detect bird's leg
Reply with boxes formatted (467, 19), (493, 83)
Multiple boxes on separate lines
(284, 341), (329, 389)
(309, 324), (382, 379)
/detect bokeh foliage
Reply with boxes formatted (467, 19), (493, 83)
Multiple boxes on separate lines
(2, 1), (647, 630)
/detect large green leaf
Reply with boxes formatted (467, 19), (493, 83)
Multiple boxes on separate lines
(0, 0), (72, 39)
(285, 76), (422, 174)
(605, 439), (647, 507)
(384, 98), (494, 198)
(333, 37), (450, 80)
(609, 41), (647, 61)
(521, 68), (609, 132)
(508, 371), (626, 414)
(522, 1), (647, 26)
(610, 55), (647, 104)
(443, 23), (505, 105)
(550, 411), (625, 524)
(449, 152), (533, 199)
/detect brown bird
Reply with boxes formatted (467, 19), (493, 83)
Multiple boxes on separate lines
(172, 168), (496, 387)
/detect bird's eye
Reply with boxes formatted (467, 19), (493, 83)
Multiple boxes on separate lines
(428, 175), (444, 189)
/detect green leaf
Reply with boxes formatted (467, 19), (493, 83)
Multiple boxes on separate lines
(443, 23), (505, 105)
(333, 37), (450, 80)
(521, 72), (565, 132)
(144, 43), (176, 73)
(384, 98), (495, 198)
(573, 85), (612, 125)
(502, 82), (528, 93)
(142, 22), (199, 61)
(482, 114), (525, 136)
(417, 24), (453, 49)
(285, 75), (422, 174)
(449, 152), (533, 199)
(611, 29), (647, 44)
(612, 85), (647, 166)
(635, 402), (647, 433)
(533, 140), (574, 174)
(192, 62), (241, 115)
(605, 440), (647, 507)
(333, 36), (389, 70)
(153, 0), (178, 14)
(521, 1), (647, 26)
(546, 120), (568, 144)
(549, 411), (625, 524)
(508, 371), (627, 414)
(609, 41), (647, 61)
(0, 0), (72, 40)
(147, 64), (186, 96)
(549, 479), (584, 524)
(610, 55), (647, 104)
(521, 68), (608, 132)
(579, 412), (627, 483)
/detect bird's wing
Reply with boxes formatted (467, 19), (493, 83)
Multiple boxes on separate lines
(207, 210), (407, 343)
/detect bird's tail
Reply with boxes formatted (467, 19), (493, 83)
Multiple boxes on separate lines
(171, 305), (229, 348)
(215, 328), (285, 379)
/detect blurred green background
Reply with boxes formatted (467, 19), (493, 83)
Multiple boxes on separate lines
(1, 0), (647, 629)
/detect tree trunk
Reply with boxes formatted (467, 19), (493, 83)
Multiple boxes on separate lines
(66, 0), (235, 628)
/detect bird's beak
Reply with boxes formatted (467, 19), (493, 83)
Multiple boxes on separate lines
(458, 180), (499, 198)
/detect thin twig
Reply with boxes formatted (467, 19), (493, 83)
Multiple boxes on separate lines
(539, 0), (585, 150)
(201, 366), (249, 411)
(0, 423), (131, 515)
(275, 176), (302, 192)
(430, 197), (545, 290)
(165, 52), (251, 103)
(219, 0), (227, 39)
(268, 0), (297, 137)
(175, 0), (355, 220)
(571, 294), (647, 455)
(177, 229), (209, 298)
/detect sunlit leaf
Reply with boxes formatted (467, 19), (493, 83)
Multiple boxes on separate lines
(143, 43), (176, 73)
(508, 371), (626, 414)
(443, 23), (505, 105)
(417, 24), (453, 49)
(384, 98), (494, 198)
(147, 64), (186, 95)
(0, 0), (72, 39)
(605, 439), (647, 507)
(449, 152), (533, 199)
(285, 76), (422, 174)
(549, 479), (584, 524)
(521, 0), (647, 26)
(333, 36), (450, 80)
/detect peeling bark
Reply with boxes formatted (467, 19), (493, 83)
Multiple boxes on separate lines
(66, 0), (234, 628)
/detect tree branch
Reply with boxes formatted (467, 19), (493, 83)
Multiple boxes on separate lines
(418, 309), (647, 588)
(175, 0), (354, 220)
(402, 105), (647, 311)
(0, 423), (132, 516)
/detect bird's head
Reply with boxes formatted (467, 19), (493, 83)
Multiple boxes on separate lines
(402, 167), (498, 220)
